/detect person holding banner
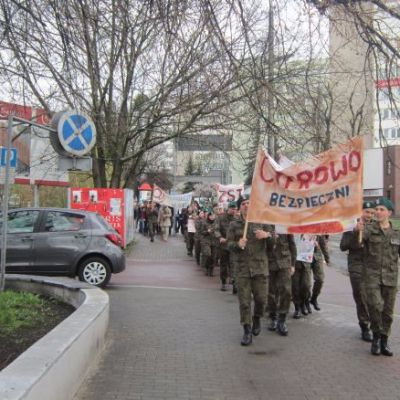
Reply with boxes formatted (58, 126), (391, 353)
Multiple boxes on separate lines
(266, 232), (296, 335)
(309, 236), (330, 311)
(214, 201), (238, 292)
(227, 195), (272, 346)
(340, 200), (375, 342)
(356, 197), (400, 356)
(291, 234), (315, 319)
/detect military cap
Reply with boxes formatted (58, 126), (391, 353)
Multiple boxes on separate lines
(363, 200), (375, 209)
(237, 194), (250, 208)
(375, 197), (394, 211)
(228, 201), (237, 209)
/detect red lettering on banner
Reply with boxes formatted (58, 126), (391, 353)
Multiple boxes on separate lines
(330, 155), (347, 181)
(314, 166), (329, 185)
(259, 152), (361, 189)
(349, 150), (361, 171)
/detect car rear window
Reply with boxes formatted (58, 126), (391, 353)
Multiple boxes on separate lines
(93, 214), (117, 232)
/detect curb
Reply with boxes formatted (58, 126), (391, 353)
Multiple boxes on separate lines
(0, 275), (109, 400)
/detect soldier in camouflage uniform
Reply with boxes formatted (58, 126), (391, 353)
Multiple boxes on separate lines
(200, 212), (219, 276)
(214, 201), (237, 291)
(309, 235), (330, 311)
(266, 231), (296, 335)
(340, 201), (374, 342)
(194, 210), (205, 265)
(356, 197), (399, 356)
(291, 259), (312, 318)
(227, 195), (272, 346)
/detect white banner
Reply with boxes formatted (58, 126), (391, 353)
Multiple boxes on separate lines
(152, 185), (193, 210)
(295, 234), (316, 263)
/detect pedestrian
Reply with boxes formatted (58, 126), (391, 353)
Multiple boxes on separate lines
(214, 201), (238, 292)
(159, 205), (172, 242)
(227, 195), (272, 346)
(310, 235), (330, 311)
(266, 231), (296, 336)
(186, 207), (196, 256)
(146, 202), (159, 243)
(199, 212), (219, 276)
(194, 210), (205, 266)
(339, 200), (375, 342)
(356, 197), (399, 356)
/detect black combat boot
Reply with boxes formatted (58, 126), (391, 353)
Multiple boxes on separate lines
(300, 303), (308, 316)
(241, 324), (252, 346)
(305, 300), (312, 314)
(310, 296), (321, 311)
(371, 333), (381, 356)
(268, 313), (278, 331)
(277, 314), (289, 336)
(252, 316), (261, 336)
(293, 305), (301, 319)
(380, 335), (393, 356)
(360, 324), (373, 342)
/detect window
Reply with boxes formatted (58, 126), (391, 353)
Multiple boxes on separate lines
(384, 128), (390, 138)
(4, 210), (40, 233)
(383, 109), (390, 119)
(44, 211), (85, 232)
(387, 160), (392, 175)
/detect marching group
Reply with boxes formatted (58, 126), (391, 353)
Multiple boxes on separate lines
(136, 195), (399, 357)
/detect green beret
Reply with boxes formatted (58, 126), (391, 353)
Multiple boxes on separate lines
(375, 197), (394, 211)
(363, 201), (375, 210)
(228, 201), (237, 209)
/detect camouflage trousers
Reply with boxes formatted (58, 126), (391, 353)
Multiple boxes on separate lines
(292, 261), (311, 306)
(148, 222), (158, 240)
(349, 272), (370, 327)
(219, 249), (232, 284)
(311, 258), (325, 299)
(194, 238), (201, 265)
(366, 283), (397, 336)
(236, 275), (268, 326)
(267, 268), (292, 315)
(201, 244), (216, 275)
(186, 232), (195, 255)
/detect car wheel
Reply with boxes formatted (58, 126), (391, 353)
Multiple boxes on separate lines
(78, 257), (111, 288)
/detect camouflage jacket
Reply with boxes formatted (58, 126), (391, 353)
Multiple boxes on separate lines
(227, 217), (272, 277)
(214, 212), (237, 249)
(199, 219), (219, 247)
(146, 209), (158, 224)
(266, 233), (297, 271)
(362, 221), (400, 287)
(340, 230), (364, 274)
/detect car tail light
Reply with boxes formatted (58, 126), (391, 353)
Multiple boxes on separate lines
(105, 233), (122, 247)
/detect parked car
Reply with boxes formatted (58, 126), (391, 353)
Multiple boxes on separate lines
(0, 207), (125, 288)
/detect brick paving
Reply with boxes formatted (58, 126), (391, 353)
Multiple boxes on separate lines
(74, 233), (400, 400)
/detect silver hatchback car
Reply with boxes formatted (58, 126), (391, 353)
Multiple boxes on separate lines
(1, 207), (126, 288)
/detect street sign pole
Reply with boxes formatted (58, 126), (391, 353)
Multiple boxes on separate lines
(0, 115), (13, 292)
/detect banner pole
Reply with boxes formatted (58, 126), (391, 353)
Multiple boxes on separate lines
(242, 219), (249, 240)
(358, 229), (363, 244)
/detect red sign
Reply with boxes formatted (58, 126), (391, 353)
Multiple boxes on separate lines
(70, 188), (127, 246)
(0, 101), (50, 124)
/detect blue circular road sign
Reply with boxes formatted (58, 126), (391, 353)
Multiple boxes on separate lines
(56, 110), (96, 157)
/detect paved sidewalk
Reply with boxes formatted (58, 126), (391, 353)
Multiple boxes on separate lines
(74, 233), (400, 400)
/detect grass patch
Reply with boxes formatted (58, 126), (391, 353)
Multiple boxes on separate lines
(0, 291), (52, 335)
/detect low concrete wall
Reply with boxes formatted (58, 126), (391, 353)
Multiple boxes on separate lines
(0, 275), (109, 400)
